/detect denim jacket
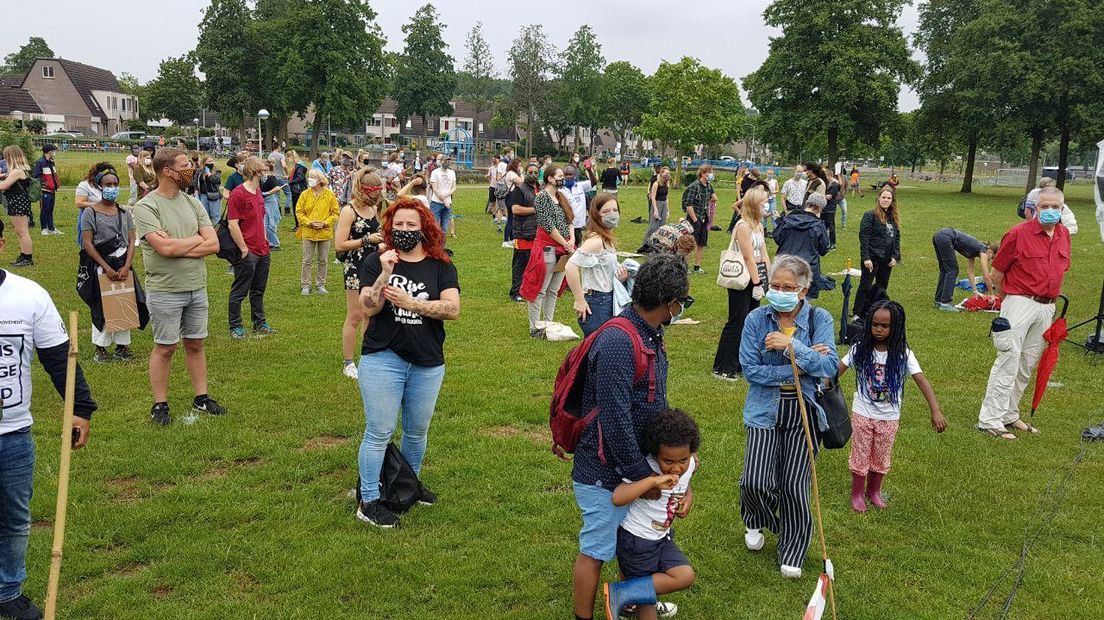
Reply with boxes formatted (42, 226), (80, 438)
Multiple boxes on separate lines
(739, 301), (838, 430)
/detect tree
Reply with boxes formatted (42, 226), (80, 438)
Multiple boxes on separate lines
(556, 26), (605, 152)
(745, 0), (918, 167)
(508, 26), (555, 159)
(393, 4), (456, 151)
(3, 37), (53, 75)
(599, 61), (649, 156)
(457, 22), (495, 155)
(637, 57), (745, 183)
(195, 0), (257, 134)
(145, 56), (201, 125)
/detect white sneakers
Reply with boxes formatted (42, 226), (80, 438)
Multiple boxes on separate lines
(780, 565), (802, 579)
(501, 241), (514, 249)
(343, 363), (359, 380)
(744, 528), (764, 551)
(301, 286), (310, 296)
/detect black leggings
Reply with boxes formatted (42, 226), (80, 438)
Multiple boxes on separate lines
(822, 209), (836, 246)
(714, 267), (764, 374)
(853, 259), (893, 319)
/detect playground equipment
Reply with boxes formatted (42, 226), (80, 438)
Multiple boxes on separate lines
(438, 127), (475, 170)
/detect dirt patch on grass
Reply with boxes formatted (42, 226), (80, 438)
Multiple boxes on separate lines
(112, 562), (150, 578)
(297, 435), (350, 452)
(31, 519), (53, 529)
(151, 584), (174, 599)
(482, 425), (547, 444)
(230, 569), (263, 593)
(195, 457), (267, 482)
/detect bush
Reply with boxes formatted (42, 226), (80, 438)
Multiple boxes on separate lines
(0, 120), (35, 158)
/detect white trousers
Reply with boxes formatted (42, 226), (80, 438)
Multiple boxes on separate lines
(92, 325), (131, 347)
(978, 295), (1054, 430)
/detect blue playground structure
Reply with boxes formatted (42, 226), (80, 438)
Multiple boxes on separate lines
(438, 127), (475, 170)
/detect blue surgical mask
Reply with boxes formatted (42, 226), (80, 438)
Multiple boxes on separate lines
(707, 173), (715, 182)
(1037, 208), (1061, 225)
(564, 178), (576, 189)
(102, 186), (120, 202)
(766, 289), (800, 312)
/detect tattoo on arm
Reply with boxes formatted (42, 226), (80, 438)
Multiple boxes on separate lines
(409, 299), (459, 320)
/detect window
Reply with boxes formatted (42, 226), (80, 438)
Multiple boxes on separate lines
(478, 123), (484, 132)
(443, 120), (450, 131)
(390, 118), (398, 127)
(122, 99), (127, 112)
(42, 66), (54, 79)
(405, 119), (412, 129)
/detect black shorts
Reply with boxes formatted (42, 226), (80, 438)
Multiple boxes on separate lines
(616, 527), (689, 579)
(691, 218), (709, 247)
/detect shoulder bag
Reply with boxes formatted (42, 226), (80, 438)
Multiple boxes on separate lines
(716, 224), (751, 290)
(807, 305), (851, 449)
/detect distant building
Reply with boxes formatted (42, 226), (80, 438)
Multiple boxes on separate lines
(12, 58), (139, 135)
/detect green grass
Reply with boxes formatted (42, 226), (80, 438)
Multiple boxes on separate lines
(12, 153), (1104, 619)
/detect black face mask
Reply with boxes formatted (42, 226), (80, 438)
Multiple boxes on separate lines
(391, 229), (423, 252)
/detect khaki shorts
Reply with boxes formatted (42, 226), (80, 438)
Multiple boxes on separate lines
(147, 288), (209, 345)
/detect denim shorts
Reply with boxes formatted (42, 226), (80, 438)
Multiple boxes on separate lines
(616, 527), (689, 579)
(573, 482), (629, 562)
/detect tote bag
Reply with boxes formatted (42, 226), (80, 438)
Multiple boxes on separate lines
(716, 227), (751, 290)
(808, 306), (851, 449)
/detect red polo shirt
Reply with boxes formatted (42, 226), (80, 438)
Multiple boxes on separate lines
(993, 219), (1070, 299)
(227, 184), (270, 257)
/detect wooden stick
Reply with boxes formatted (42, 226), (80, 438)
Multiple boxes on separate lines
(44, 311), (79, 620)
(787, 343), (838, 620)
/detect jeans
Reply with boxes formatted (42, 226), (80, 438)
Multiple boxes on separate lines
(128, 181), (138, 206)
(854, 259), (894, 319)
(714, 285), (760, 374)
(39, 191), (56, 231)
(578, 291), (614, 337)
(822, 208), (837, 247)
(430, 201), (452, 232)
(932, 229), (959, 305)
(199, 194), (222, 224)
(278, 180), (291, 213)
(839, 198), (848, 227)
(528, 247), (566, 330)
(510, 248), (530, 298)
(357, 349), (446, 501)
(263, 194), (282, 247)
(228, 253), (270, 329)
(0, 427), (34, 602)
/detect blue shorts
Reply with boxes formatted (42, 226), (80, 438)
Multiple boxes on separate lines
(616, 527), (689, 579)
(573, 482), (629, 562)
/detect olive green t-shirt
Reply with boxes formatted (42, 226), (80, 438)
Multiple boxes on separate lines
(132, 190), (213, 293)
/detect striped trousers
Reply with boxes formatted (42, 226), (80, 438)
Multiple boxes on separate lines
(739, 392), (815, 568)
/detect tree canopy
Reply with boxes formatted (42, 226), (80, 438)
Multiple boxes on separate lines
(393, 4), (456, 145)
(3, 37), (53, 75)
(146, 56), (201, 126)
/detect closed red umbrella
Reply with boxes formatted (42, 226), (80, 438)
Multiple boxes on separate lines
(1031, 296), (1069, 416)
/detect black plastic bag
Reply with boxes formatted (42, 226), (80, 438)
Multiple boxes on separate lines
(356, 443), (423, 514)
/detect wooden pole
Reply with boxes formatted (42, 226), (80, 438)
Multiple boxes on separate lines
(787, 343), (838, 620)
(44, 311), (79, 620)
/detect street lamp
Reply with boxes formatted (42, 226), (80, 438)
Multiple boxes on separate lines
(193, 118), (200, 153)
(257, 109), (270, 158)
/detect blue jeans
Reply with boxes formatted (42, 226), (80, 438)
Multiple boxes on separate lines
(40, 192), (56, 231)
(279, 180), (291, 213)
(357, 350), (446, 502)
(840, 198), (848, 227)
(0, 427), (35, 602)
(199, 194), (222, 224)
(263, 194), (281, 247)
(430, 201), (452, 232)
(578, 291), (614, 337)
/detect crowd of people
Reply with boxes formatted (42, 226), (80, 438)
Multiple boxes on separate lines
(0, 137), (1079, 619)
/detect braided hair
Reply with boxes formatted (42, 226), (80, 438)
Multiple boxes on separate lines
(852, 299), (909, 405)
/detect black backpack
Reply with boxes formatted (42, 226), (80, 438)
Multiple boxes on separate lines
(1017, 196), (1029, 219)
(356, 443), (423, 514)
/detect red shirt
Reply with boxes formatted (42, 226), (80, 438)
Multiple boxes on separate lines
(993, 218), (1070, 299)
(227, 184), (270, 256)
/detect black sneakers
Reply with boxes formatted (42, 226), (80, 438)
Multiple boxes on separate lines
(150, 403), (171, 426)
(356, 500), (400, 528)
(0, 594), (44, 619)
(9, 255), (33, 268)
(417, 485), (438, 507)
(192, 396), (226, 416)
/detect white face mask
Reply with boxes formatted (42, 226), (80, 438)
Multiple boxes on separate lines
(307, 178), (319, 188)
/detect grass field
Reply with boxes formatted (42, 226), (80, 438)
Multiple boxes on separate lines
(10, 152), (1104, 619)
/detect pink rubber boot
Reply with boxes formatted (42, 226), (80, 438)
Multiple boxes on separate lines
(867, 472), (888, 509)
(850, 472), (867, 512)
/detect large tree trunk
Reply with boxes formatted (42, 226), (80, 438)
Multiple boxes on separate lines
(1056, 123), (1071, 191)
(308, 107), (321, 159)
(471, 108), (480, 161)
(960, 130), (977, 194)
(423, 114), (430, 155)
(525, 112), (533, 159)
(827, 126), (838, 170)
(1025, 127), (1044, 194)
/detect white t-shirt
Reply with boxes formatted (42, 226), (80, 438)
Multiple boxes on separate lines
(621, 456), (698, 541)
(0, 271), (69, 434)
(561, 180), (593, 229)
(429, 168), (456, 205)
(496, 161), (507, 178)
(840, 346), (922, 421)
(125, 154), (138, 182)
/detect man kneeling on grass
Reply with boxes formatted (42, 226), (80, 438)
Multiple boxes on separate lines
(604, 409), (699, 620)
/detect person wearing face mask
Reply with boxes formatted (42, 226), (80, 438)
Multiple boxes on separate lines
(560, 163), (599, 247)
(569, 254), (689, 620)
(295, 169), (341, 295)
(225, 157), (275, 340)
(221, 152), (248, 201)
(429, 156), (458, 241)
(329, 150), (353, 206)
(854, 187), (902, 321)
(355, 198), (460, 528)
(521, 165), (575, 338)
(135, 150), (158, 200)
(639, 166), (671, 250)
(600, 157), (621, 193)
(781, 164), (807, 213)
(126, 144), (142, 205)
(259, 160), (284, 250)
(195, 157), (223, 226)
(566, 194), (631, 337)
(311, 151), (334, 176)
(737, 254), (837, 580)
(31, 144), (61, 235)
(132, 148), (224, 426)
(506, 163), (541, 301)
(77, 169), (144, 363)
(335, 169), (385, 380)
(287, 150), (309, 230)
(681, 164), (717, 275)
(802, 162), (827, 206)
(977, 187), (1071, 440)
(500, 158), (526, 247)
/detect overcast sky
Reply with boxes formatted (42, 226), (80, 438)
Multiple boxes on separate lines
(1, 0), (921, 111)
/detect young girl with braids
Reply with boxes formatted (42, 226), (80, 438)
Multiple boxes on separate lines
(838, 300), (947, 512)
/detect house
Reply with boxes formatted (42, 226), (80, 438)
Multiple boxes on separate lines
(16, 58), (139, 135)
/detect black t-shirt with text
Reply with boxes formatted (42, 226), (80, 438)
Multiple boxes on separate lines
(260, 175), (279, 193)
(359, 253), (460, 366)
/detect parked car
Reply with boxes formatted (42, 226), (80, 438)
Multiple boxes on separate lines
(719, 155), (736, 161)
(111, 130), (146, 141)
(46, 131), (83, 139)
(1041, 167), (1075, 181)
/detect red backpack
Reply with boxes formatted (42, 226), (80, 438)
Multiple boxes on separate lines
(549, 317), (657, 460)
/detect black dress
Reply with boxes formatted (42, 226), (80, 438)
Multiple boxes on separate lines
(343, 207), (380, 290)
(3, 178), (32, 217)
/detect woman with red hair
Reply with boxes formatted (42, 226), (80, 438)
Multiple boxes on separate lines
(354, 198), (460, 528)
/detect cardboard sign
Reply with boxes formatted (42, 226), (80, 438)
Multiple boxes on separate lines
(98, 272), (141, 332)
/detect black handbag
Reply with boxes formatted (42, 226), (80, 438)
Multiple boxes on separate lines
(355, 443), (423, 514)
(808, 305), (852, 449)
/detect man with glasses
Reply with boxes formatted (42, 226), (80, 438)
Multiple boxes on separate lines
(977, 187), (1072, 440)
(569, 254), (690, 620)
(132, 148), (225, 427)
